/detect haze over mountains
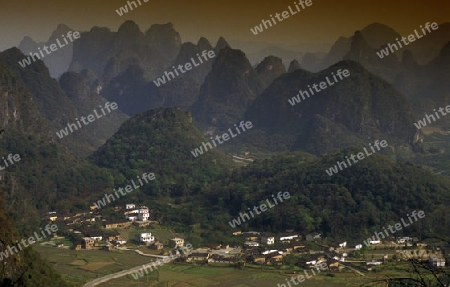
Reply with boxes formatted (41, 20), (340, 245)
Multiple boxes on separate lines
(0, 16), (449, 285)
(8, 19), (449, 164)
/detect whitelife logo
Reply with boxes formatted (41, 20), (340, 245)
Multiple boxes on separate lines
(325, 140), (388, 176)
(116, 0), (149, 16)
(0, 224), (58, 261)
(362, 210), (425, 247)
(18, 31), (80, 68)
(191, 121), (253, 157)
(0, 153), (21, 171)
(288, 68), (350, 107)
(376, 22), (439, 59)
(55, 102), (119, 139)
(93, 172), (155, 209)
(277, 262), (328, 287)
(250, 0), (313, 35)
(228, 192), (290, 228)
(153, 50), (215, 87)
(414, 105), (450, 129)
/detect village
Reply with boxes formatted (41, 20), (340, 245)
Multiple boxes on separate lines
(41, 204), (447, 277)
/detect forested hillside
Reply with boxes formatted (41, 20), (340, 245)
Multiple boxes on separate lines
(0, 189), (72, 287)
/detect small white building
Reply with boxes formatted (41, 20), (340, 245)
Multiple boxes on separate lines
(355, 244), (363, 250)
(244, 241), (259, 247)
(397, 237), (412, 244)
(369, 240), (381, 245)
(279, 233), (299, 241)
(138, 233), (155, 244)
(429, 255), (446, 267)
(137, 208), (149, 221)
(339, 241), (347, 248)
(125, 204), (136, 209)
(169, 237), (184, 248)
(126, 215), (138, 221)
(261, 236), (275, 245)
(262, 249), (280, 255)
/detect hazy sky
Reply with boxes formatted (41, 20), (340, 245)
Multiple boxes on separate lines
(1, 0), (449, 52)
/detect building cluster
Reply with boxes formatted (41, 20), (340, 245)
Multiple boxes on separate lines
(42, 207), (447, 271)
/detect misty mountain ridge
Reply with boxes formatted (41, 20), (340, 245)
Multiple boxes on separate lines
(244, 60), (421, 155)
(18, 23), (75, 78)
(302, 22), (450, 72)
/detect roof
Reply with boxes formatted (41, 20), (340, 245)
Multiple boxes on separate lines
(278, 232), (299, 237)
(103, 219), (129, 224)
(190, 252), (210, 258)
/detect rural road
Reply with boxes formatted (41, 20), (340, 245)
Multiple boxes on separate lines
(82, 252), (172, 287)
(82, 262), (155, 287)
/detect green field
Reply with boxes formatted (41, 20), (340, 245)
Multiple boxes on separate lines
(35, 244), (349, 286)
(98, 265), (349, 287)
(34, 243), (434, 287)
(34, 244), (157, 286)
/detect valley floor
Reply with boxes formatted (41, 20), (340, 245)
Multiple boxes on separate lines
(34, 244), (430, 287)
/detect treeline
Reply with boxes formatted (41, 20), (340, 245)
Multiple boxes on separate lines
(134, 151), (450, 245)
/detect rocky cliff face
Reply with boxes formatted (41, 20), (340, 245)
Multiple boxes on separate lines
(145, 22), (182, 62)
(0, 48), (129, 155)
(255, 56), (286, 89)
(70, 21), (182, 86)
(0, 59), (49, 135)
(245, 60), (419, 155)
(192, 47), (263, 130)
(215, 37), (231, 53)
(59, 71), (129, 144)
(171, 38), (215, 84)
(288, 59), (302, 72)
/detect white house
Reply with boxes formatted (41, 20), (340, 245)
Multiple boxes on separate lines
(279, 233), (299, 241)
(397, 237), (412, 244)
(125, 204), (136, 209)
(244, 241), (259, 247)
(369, 240), (381, 245)
(261, 236), (275, 245)
(355, 244), (362, 250)
(137, 207), (149, 221)
(339, 241), (347, 248)
(429, 255), (446, 267)
(126, 215), (138, 221)
(138, 233), (155, 244)
(169, 237), (185, 248)
(262, 249), (280, 255)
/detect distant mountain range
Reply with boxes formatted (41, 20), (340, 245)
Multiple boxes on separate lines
(18, 24), (75, 78)
(31, 20), (444, 155)
(300, 22), (450, 115)
(302, 22), (450, 71)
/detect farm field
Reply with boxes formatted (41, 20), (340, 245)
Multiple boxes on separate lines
(35, 244), (418, 287)
(97, 264), (349, 287)
(34, 244), (158, 286)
